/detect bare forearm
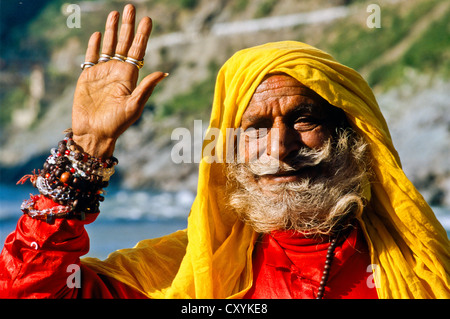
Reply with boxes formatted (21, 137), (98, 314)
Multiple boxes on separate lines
(73, 133), (116, 159)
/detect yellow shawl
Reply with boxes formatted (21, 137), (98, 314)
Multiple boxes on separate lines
(82, 41), (450, 298)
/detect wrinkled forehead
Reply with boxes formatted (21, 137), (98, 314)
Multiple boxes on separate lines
(255, 74), (311, 92)
(250, 74), (340, 111)
(251, 74), (329, 104)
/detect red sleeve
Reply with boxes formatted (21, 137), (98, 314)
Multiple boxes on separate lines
(0, 195), (146, 299)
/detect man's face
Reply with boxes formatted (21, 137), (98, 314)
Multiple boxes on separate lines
(228, 74), (368, 235)
(239, 74), (339, 186)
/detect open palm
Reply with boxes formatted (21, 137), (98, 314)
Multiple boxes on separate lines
(72, 5), (166, 158)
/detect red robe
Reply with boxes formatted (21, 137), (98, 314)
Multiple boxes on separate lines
(0, 195), (378, 299)
(245, 227), (378, 299)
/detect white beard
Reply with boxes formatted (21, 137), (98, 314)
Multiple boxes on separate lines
(226, 129), (370, 236)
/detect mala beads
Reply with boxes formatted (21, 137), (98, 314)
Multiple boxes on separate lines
(19, 130), (118, 223)
(316, 237), (338, 299)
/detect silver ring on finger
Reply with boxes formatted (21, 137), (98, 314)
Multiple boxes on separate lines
(125, 57), (144, 69)
(112, 53), (126, 62)
(80, 61), (96, 70)
(98, 53), (112, 63)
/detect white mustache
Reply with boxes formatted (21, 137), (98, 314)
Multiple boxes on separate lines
(247, 140), (332, 176)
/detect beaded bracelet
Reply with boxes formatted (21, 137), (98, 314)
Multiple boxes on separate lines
(20, 195), (73, 224)
(18, 130), (118, 223)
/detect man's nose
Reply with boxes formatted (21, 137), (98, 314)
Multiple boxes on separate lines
(267, 124), (300, 161)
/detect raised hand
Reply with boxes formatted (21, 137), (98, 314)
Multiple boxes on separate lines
(72, 4), (167, 158)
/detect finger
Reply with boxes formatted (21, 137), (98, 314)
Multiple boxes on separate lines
(127, 16), (152, 60)
(84, 32), (101, 63)
(130, 72), (168, 107)
(101, 11), (119, 57)
(115, 4), (136, 57)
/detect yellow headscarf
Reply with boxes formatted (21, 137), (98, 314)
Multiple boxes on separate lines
(82, 41), (450, 299)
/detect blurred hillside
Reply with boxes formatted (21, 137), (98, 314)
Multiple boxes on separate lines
(0, 0), (449, 206)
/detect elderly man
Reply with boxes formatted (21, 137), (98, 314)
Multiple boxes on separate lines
(1, 5), (449, 299)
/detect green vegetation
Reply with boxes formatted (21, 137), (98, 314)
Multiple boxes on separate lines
(326, 1), (435, 69)
(254, 0), (278, 18)
(402, 13), (450, 78)
(368, 3), (450, 87)
(157, 62), (220, 121)
(26, 0), (73, 54)
(153, 0), (199, 10)
(317, 0), (449, 88)
(180, 0), (199, 10)
(0, 87), (28, 125)
(232, 0), (250, 14)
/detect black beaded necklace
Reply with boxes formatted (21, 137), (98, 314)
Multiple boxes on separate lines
(316, 237), (338, 299)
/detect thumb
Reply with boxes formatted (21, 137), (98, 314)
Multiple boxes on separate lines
(131, 71), (168, 106)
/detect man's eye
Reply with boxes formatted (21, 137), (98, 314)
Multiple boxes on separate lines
(293, 117), (320, 131)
